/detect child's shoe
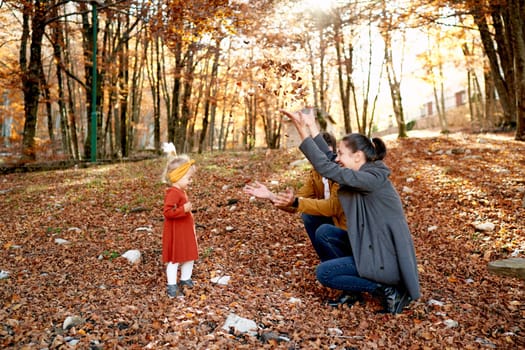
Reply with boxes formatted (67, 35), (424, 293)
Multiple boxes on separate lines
(167, 284), (182, 298)
(178, 279), (194, 295)
(179, 279), (194, 288)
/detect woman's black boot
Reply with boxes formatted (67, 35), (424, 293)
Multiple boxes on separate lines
(327, 292), (363, 307)
(376, 286), (411, 314)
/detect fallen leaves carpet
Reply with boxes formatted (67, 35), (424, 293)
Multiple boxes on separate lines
(1, 132), (524, 349)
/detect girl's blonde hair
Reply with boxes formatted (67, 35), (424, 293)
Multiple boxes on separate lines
(164, 154), (195, 184)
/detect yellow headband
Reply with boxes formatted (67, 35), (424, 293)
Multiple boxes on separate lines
(168, 160), (195, 184)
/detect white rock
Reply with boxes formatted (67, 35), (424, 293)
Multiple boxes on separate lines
(135, 226), (153, 232)
(211, 275), (231, 285)
(63, 316), (85, 330)
(288, 297), (301, 304)
(222, 185), (231, 191)
(427, 226), (438, 232)
(222, 313), (257, 335)
(0, 270), (9, 279)
(55, 238), (70, 245)
(502, 332), (516, 337)
(270, 180), (279, 185)
(443, 319), (458, 328)
(225, 226), (234, 232)
(65, 337), (80, 346)
(402, 186), (413, 193)
(328, 328), (343, 336)
(249, 196), (256, 203)
(406, 177), (415, 183)
(144, 341), (159, 349)
(475, 337), (496, 348)
(473, 222), (495, 232)
(427, 299), (444, 307)
(67, 227), (82, 233)
(121, 250), (141, 264)
(229, 205), (237, 212)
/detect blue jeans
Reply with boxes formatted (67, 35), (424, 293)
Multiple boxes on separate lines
(314, 224), (352, 261)
(315, 224), (380, 293)
(301, 214), (334, 259)
(316, 256), (381, 294)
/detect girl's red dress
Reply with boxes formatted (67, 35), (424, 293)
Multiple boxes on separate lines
(162, 186), (198, 263)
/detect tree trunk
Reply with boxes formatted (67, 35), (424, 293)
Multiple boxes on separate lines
(508, 0), (525, 140)
(379, 1), (406, 138)
(462, 43), (484, 131)
(473, 7), (514, 126)
(118, 24), (130, 158)
(199, 44), (220, 153)
(64, 15), (79, 160)
(484, 69), (496, 129)
(154, 36), (161, 151)
(20, 1), (46, 161)
(334, 20), (352, 134)
(218, 41), (232, 151)
(437, 47), (449, 133)
(39, 58), (54, 144)
(145, 32), (161, 152)
(80, 3), (100, 160)
(51, 10), (71, 157)
(384, 49), (406, 138)
(208, 42), (223, 150)
(129, 24), (145, 150)
(180, 45), (195, 153)
(189, 61), (206, 152)
(169, 40), (182, 148)
(383, 38), (406, 136)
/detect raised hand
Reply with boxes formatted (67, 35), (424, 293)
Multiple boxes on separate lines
(298, 107), (320, 137)
(273, 187), (295, 207)
(243, 181), (276, 202)
(279, 109), (310, 140)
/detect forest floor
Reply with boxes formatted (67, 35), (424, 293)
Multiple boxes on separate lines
(1, 130), (524, 349)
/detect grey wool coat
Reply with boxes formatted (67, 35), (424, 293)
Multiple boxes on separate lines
(300, 135), (421, 300)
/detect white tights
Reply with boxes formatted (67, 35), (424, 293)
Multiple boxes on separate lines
(166, 261), (194, 285)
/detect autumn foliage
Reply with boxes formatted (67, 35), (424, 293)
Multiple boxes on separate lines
(0, 132), (524, 349)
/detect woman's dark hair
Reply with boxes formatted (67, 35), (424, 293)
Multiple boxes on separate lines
(320, 131), (337, 150)
(341, 133), (387, 161)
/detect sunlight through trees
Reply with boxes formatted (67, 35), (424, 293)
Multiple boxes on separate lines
(0, 0), (524, 163)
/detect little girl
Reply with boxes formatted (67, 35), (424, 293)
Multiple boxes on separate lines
(162, 153), (198, 298)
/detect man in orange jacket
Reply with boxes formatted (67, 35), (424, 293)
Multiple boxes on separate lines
(244, 132), (346, 259)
